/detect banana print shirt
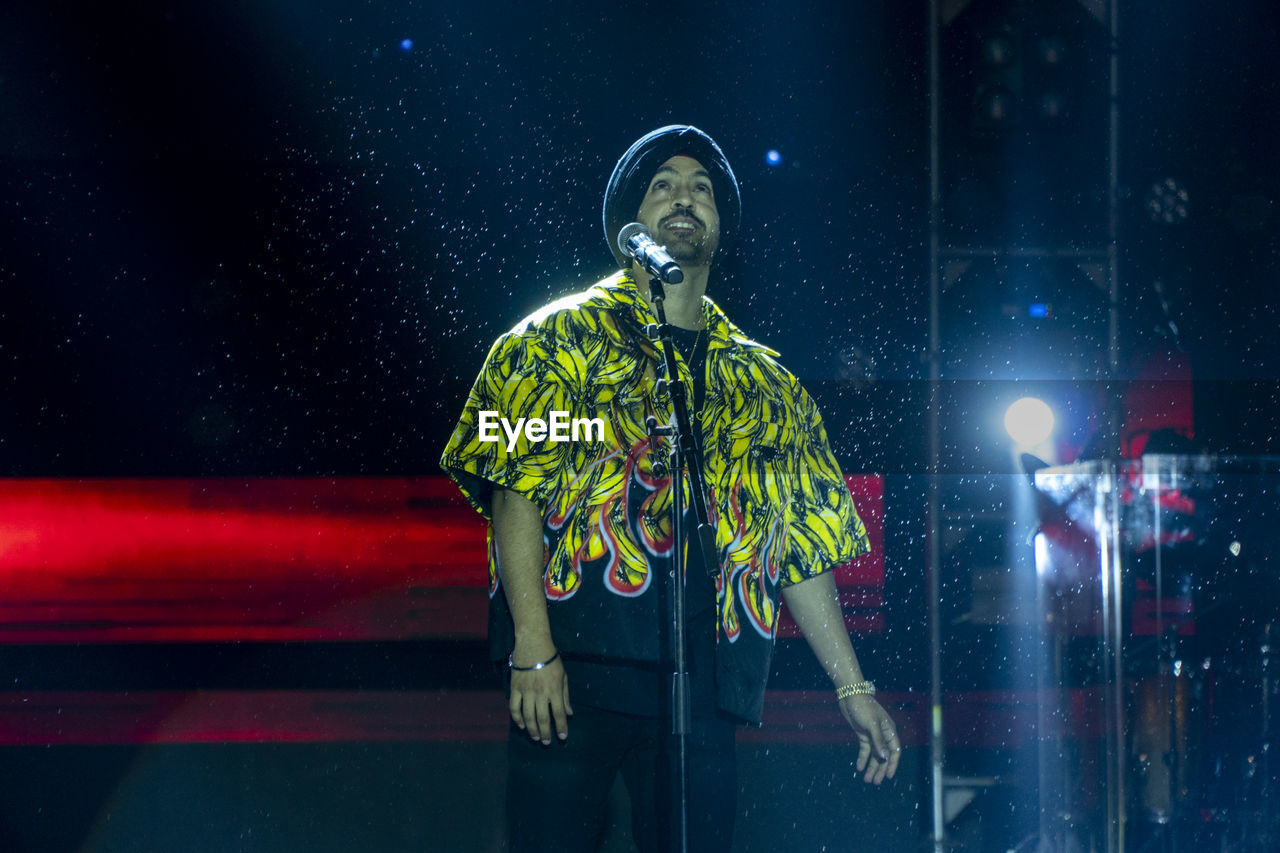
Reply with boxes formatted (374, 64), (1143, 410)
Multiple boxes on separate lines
(440, 269), (869, 722)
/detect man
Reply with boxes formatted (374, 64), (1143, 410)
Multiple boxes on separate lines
(441, 125), (899, 852)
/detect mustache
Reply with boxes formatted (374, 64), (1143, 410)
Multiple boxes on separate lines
(660, 207), (703, 229)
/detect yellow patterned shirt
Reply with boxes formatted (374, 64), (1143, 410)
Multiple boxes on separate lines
(440, 269), (869, 721)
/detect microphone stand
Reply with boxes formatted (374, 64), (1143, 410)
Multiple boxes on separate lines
(644, 274), (720, 853)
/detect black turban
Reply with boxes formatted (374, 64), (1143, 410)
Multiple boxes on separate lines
(602, 125), (741, 269)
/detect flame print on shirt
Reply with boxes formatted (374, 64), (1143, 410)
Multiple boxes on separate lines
(717, 480), (788, 642)
(539, 446), (622, 600)
(541, 435), (677, 600)
(486, 534), (500, 598)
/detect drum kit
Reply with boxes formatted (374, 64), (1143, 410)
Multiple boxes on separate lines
(1033, 455), (1279, 852)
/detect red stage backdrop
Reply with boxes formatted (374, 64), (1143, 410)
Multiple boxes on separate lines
(0, 476), (884, 644)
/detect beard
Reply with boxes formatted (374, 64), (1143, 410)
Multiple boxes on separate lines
(661, 229), (717, 268)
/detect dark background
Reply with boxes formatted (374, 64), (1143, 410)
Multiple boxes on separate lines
(2, 3), (1278, 849)
(4, 0), (1276, 479)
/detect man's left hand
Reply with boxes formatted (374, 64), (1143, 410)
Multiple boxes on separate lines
(838, 695), (900, 785)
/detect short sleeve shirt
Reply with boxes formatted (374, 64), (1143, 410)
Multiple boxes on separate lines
(440, 270), (869, 722)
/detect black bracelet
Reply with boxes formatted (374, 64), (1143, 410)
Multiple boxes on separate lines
(508, 650), (560, 672)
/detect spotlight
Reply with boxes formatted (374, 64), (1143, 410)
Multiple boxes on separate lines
(969, 25), (1023, 133)
(1146, 178), (1190, 225)
(976, 85), (1017, 125)
(980, 29), (1017, 67)
(1036, 36), (1066, 66)
(1004, 397), (1055, 447)
(1037, 91), (1068, 121)
(400, 38), (414, 52)
(765, 149), (783, 167)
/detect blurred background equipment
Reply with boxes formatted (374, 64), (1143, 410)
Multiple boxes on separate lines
(1034, 456), (1280, 852)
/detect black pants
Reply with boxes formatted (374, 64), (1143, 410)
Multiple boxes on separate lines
(506, 702), (738, 853)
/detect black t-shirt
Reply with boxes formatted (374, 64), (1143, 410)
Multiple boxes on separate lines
(668, 323), (717, 615)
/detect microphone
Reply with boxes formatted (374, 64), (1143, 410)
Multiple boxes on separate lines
(617, 223), (684, 284)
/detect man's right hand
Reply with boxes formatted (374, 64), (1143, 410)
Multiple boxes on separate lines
(509, 641), (573, 744)
(492, 487), (571, 744)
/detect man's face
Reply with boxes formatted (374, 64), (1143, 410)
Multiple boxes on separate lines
(635, 155), (720, 268)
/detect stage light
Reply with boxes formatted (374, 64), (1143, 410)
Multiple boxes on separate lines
(1028, 303), (1050, 318)
(980, 30), (1017, 68)
(1034, 531), (1050, 578)
(970, 25), (1020, 132)
(976, 86), (1017, 125)
(1146, 178), (1190, 225)
(1004, 397), (1055, 447)
(1037, 91), (1068, 121)
(1036, 36), (1066, 66)
(400, 38), (414, 52)
(765, 149), (783, 167)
